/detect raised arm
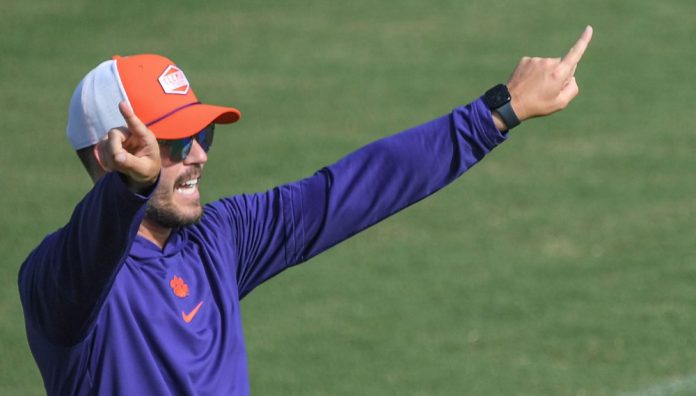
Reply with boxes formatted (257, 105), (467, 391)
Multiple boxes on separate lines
(18, 103), (161, 344)
(222, 26), (594, 297)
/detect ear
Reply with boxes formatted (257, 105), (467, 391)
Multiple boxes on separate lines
(89, 144), (108, 183)
(92, 143), (107, 172)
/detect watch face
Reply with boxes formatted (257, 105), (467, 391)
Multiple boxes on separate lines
(483, 84), (511, 109)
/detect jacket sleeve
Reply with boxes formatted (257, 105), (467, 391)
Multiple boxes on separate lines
(18, 172), (153, 345)
(208, 98), (508, 298)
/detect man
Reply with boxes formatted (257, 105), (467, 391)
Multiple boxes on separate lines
(19, 26), (593, 395)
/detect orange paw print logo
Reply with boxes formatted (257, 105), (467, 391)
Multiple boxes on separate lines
(170, 275), (190, 298)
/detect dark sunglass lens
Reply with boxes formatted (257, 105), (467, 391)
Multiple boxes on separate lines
(168, 138), (193, 162)
(159, 124), (214, 161)
(197, 124), (215, 152)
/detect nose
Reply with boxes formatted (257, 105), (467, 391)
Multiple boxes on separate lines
(184, 139), (208, 165)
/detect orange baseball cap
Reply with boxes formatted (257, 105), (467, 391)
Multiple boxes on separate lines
(67, 54), (241, 149)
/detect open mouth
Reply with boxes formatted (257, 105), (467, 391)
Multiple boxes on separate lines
(175, 177), (199, 195)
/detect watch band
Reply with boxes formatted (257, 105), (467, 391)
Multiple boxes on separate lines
(494, 101), (520, 129)
(482, 84), (521, 130)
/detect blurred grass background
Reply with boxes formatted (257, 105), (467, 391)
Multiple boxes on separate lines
(1, 0), (695, 394)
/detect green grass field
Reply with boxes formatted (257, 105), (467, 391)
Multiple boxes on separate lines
(2, 0), (695, 394)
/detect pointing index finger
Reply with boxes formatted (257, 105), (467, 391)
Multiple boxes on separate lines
(561, 25), (593, 70)
(118, 101), (150, 138)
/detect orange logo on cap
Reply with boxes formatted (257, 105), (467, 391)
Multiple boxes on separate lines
(170, 275), (190, 298)
(158, 65), (190, 95)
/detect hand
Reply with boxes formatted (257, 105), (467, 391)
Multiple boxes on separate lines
(95, 102), (161, 192)
(507, 25), (594, 122)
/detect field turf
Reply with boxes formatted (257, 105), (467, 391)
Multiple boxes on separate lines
(1, 0), (695, 394)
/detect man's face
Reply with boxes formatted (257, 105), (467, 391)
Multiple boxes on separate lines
(145, 137), (209, 228)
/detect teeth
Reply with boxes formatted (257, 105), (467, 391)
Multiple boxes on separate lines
(176, 178), (199, 195)
(182, 179), (198, 187)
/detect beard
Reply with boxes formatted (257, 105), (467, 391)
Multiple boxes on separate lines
(144, 170), (204, 228)
(145, 198), (203, 229)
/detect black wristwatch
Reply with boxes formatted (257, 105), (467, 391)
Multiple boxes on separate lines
(482, 84), (520, 129)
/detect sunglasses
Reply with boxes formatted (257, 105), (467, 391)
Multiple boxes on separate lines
(158, 124), (215, 162)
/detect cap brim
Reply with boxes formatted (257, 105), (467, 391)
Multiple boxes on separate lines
(149, 103), (241, 140)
